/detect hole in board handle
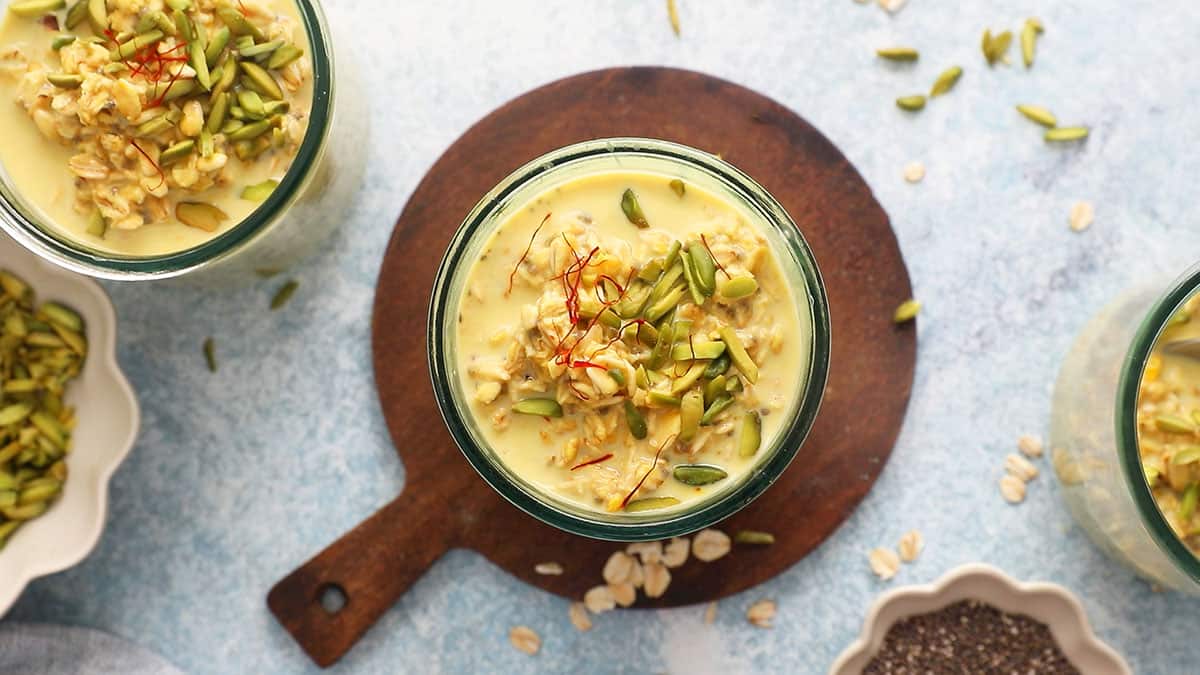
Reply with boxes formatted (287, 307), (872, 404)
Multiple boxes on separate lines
(319, 583), (347, 615)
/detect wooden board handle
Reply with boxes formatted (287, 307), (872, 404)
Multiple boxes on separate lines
(266, 492), (451, 667)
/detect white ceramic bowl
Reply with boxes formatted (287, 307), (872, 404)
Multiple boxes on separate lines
(830, 563), (1130, 675)
(0, 234), (139, 615)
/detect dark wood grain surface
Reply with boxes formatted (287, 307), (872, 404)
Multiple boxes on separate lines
(267, 67), (916, 668)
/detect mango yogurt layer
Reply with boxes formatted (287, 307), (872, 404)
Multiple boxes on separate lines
(1139, 293), (1200, 556)
(0, 0), (313, 255)
(456, 171), (811, 515)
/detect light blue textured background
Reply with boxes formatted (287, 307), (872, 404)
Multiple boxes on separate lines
(9, 1), (1200, 673)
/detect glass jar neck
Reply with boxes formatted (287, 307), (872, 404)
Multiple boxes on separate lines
(1116, 262), (1200, 582)
(0, 0), (335, 281)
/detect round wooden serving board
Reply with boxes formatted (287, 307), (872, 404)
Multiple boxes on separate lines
(268, 67), (916, 667)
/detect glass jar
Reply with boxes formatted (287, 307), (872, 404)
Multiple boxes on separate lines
(1051, 263), (1200, 593)
(427, 138), (831, 541)
(0, 0), (367, 284)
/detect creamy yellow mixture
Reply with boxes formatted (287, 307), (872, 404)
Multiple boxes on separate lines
(0, 0), (313, 256)
(1139, 293), (1200, 555)
(456, 171), (810, 514)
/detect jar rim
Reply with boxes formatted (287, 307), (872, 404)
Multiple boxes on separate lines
(426, 137), (832, 541)
(1116, 262), (1200, 582)
(0, 0), (335, 280)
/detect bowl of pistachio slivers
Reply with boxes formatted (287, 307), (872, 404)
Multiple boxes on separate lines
(0, 234), (139, 616)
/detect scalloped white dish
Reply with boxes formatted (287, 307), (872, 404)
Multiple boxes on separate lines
(0, 233), (139, 616)
(830, 563), (1130, 675)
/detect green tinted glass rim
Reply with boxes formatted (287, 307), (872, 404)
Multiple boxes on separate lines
(0, 0), (333, 280)
(1116, 262), (1200, 583)
(427, 138), (832, 542)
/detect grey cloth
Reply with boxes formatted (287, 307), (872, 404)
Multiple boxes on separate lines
(0, 623), (183, 675)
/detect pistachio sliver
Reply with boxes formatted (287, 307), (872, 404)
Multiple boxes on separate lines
(1181, 482), (1200, 522)
(734, 530), (775, 545)
(136, 113), (175, 137)
(687, 242), (717, 295)
(647, 391), (682, 407)
(110, 30), (164, 62)
(175, 201), (228, 232)
(46, 73), (83, 89)
(679, 390), (704, 442)
(624, 400), (648, 439)
(1016, 104), (1057, 128)
(87, 0), (107, 33)
(670, 361), (709, 395)
(86, 209), (106, 237)
(217, 4), (266, 40)
(157, 78), (197, 103)
(189, 39), (212, 90)
(620, 188), (650, 228)
(718, 326), (758, 384)
(8, 0), (65, 17)
(739, 411), (762, 457)
(240, 179), (278, 202)
(893, 299), (921, 323)
(226, 119), (272, 141)
(644, 284), (686, 323)
(239, 61), (282, 99)
(876, 46), (918, 61)
(896, 95), (926, 112)
(159, 139), (195, 165)
(212, 58), (238, 95)
(202, 336), (217, 372)
(1155, 415), (1194, 434)
(624, 496), (680, 512)
(703, 375), (727, 407)
(670, 341), (726, 361)
(929, 66), (963, 97)
(205, 26), (231, 67)
(668, 178), (686, 198)
(1044, 126), (1089, 142)
(51, 33), (76, 50)
(237, 89), (266, 119)
(270, 280), (299, 310)
(679, 252), (706, 306)
(266, 43), (304, 70)
(39, 302), (82, 332)
(239, 39), (282, 59)
(699, 394), (733, 426)
(513, 398), (563, 418)
(205, 91), (230, 133)
(672, 463), (728, 486)
(718, 276), (758, 299)
(64, 0), (88, 29)
(703, 352), (730, 379)
(1172, 446), (1200, 466)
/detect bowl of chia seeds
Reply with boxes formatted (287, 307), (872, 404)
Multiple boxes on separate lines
(830, 563), (1129, 675)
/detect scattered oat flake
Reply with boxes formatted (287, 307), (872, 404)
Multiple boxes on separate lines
(1069, 201), (1094, 232)
(569, 602), (593, 632)
(692, 529), (732, 562)
(628, 559), (645, 588)
(584, 585), (616, 614)
(643, 561), (672, 598)
(1000, 473), (1027, 503)
(869, 547), (901, 580)
(1005, 453), (1039, 482)
(534, 562), (563, 576)
(602, 551), (635, 585)
(746, 599), (776, 628)
(662, 537), (690, 568)
(1018, 434), (1044, 458)
(877, 0), (907, 12)
(610, 581), (636, 607)
(509, 626), (540, 655)
(704, 601), (718, 624)
(903, 161), (925, 183)
(898, 530), (924, 562)
(627, 541), (664, 564)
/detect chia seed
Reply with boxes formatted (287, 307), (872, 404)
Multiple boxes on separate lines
(862, 599), (1081, 675)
